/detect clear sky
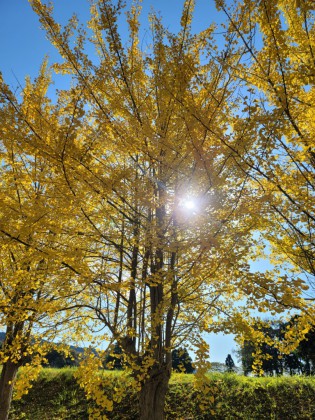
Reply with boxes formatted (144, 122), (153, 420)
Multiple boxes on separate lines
(0, 0), (237, 364)
(0, 0), (225, 86)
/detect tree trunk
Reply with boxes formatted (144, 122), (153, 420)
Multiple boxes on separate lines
(139, 366), (170, 420)
(0, 361), (19, 420)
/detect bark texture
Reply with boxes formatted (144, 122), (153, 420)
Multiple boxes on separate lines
(0, 361), (19, 420)
(139, 365), (170, 420)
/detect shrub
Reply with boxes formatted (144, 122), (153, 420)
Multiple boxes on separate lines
(9, 369), (315, 419)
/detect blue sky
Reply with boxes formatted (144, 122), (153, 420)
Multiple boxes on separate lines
(0, 0), (238, 364)
(0, 0), (224, 86)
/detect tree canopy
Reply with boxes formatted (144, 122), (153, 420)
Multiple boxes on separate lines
(0, 1), (315, 419)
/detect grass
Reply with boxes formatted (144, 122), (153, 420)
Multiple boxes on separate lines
(8, 368), (315, 419)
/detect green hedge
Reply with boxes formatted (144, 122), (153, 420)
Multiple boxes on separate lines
(9, 370), (315, 419)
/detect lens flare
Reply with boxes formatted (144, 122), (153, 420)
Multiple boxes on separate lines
(183, 200), (196, 210)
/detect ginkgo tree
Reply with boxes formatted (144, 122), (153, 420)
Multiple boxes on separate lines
(0, 0), (313, 418)
(205, 0), (315, 373)
(214, 0), (315, 313)
(25, 0), (313, 418)
(0, 65), (94, 420)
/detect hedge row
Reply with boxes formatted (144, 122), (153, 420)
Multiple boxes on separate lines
(10, 369), (315, 419)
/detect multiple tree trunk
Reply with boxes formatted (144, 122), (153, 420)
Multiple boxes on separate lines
(139, 365), (171, 420)
(1, 0), (315, 418)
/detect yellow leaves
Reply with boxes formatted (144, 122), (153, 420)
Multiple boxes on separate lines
(192, 338), (216, 414)
(180, 0), (195, 30)
(126, 3), (141, 38)
(74, 351), (133, 419)
(13, 355), (43, 400)
(0, 65), (95, 407)
(74, 352), (114, 417)
(2, 1), (314, 416)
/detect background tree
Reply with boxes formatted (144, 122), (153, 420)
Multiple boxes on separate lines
(238, 340), (255, 376)
(103, 345), (195, 373)
(237, 319), (315, 376)
(225, 354), (235, 373)
(171, 348), (194, 374)
(238, 328), (285, 376)
(44, 348), (79, 368)
(103, 343), (124, 370)
(297, 327), (315, 375)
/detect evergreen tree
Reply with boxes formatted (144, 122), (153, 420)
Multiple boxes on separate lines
(172, 348), (194, 374)
(104, 343), (124, 370)
(225, 354), (235, 373)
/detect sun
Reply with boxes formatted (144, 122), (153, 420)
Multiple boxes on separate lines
(178, 196), (199, 214)
(183, 200), (196, 210)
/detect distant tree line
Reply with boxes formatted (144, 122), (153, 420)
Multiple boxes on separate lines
(43, 349), (80, 368)
(103, 344), (194, 373)
(238, 320), (315, 376)
(18, 342), (195, 373)
(45, 344), (239, 375)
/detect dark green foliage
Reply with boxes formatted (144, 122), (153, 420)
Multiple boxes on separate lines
(225, 354), (235, 372)
(239, 337), (285, 376)
(239, 339), (255, 376)
(171, 347), (194, 373)
(44, 349), (79, 368)
(296, 328), (315, 375)
(284, 352), (303, 376)
(238, 320), (315, 376)
(103, 342), (124, 370)
(103, 344), (194, 373)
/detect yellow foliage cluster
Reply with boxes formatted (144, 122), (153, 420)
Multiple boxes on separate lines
(0, 0), (315, 418)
